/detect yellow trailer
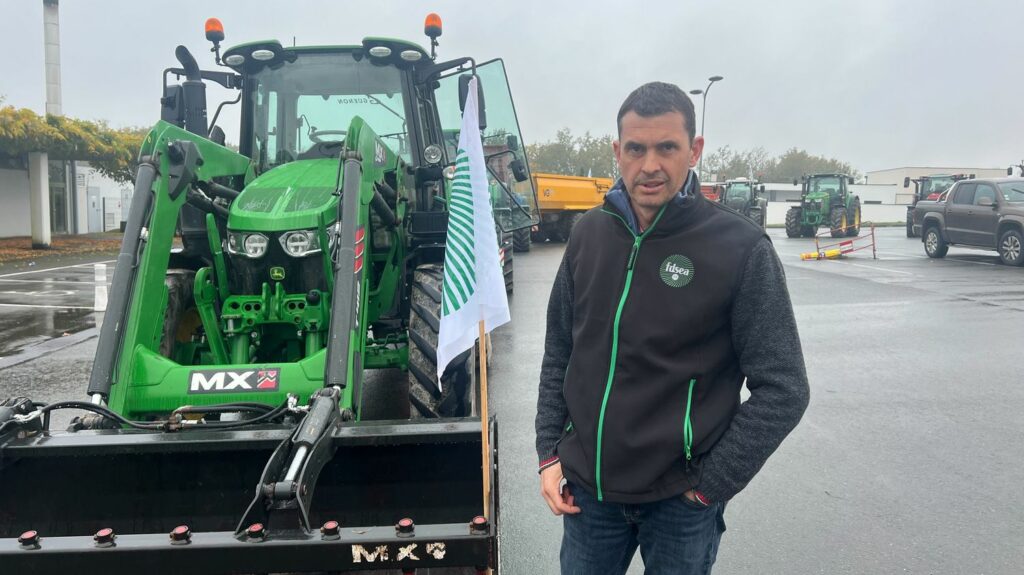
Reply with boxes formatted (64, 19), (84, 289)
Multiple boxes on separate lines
(531, 172), (613, 243)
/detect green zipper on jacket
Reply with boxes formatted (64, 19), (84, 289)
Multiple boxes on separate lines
(594, 204), (668, 501)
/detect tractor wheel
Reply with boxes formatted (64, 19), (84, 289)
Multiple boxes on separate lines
(846, 199), (861, 237)
(830, 207), (847, 238)
(530, 227), (548, 243)
(785, 207), (803, 238)
(998, 228), (1024, 266)
(160, 269), (202, 363)
(407, 264), (474, 419)
(923, 226), (948, 259)
(513, 227), (531, 253)
(503, 235), (514, 294)
(559, 212), (584, 241)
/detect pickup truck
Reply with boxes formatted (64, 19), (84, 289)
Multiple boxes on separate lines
(912, 177), (1024, 265)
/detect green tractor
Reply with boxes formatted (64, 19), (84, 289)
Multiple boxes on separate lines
(719, 177), (767, 228)
(785, 173), (861, 238)
(0, 16), (537, 573)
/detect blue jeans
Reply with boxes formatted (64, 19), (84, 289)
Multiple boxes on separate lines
(560, 482), (726, 575)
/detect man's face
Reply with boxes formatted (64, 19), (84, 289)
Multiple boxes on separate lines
(613, 111), (704, 212)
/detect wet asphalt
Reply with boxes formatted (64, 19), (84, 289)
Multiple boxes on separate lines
(1, 228), (1022, 574)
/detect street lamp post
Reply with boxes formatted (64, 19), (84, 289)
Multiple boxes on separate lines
(689, 75), (723, 181)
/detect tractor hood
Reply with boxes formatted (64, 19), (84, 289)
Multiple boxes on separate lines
(804, 191), (830, 203)
(228, 159), (339, 232)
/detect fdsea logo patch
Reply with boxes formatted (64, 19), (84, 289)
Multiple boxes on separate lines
(188, 369), (280, 394)
(660, 255), (695, 288)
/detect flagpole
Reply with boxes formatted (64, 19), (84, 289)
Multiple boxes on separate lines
(478, 320), (491, 522)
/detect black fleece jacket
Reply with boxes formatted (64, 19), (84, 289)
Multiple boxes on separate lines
(535, 182), (809, 504)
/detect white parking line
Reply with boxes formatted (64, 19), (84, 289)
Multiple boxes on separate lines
(94, 263), (108, 311)
(0, 279), (112, 285)
(0, 302), (95, 310)
(0, 259), (116, 278)
(839, 262), (915, 276)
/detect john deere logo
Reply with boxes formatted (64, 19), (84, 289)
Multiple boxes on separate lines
(270, 267), (286, 281)
(660, 255), (694, 287)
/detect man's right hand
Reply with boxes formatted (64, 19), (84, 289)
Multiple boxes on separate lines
(540, 462), (582, 516)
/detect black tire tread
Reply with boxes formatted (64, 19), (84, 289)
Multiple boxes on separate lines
(407, 263), (473, 418)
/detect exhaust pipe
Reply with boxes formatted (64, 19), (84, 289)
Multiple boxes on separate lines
(174, 45), (208, 137)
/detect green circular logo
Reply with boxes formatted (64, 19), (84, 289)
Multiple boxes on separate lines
(660, 255), (694, 287)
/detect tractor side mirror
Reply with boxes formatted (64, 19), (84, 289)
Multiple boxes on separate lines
(792, 178), (798, 186)
(848, 177), (855, 184)
(209, 125), (226, 147)
(458, 74), (487, 130)
(509, 158), (529, 183)
(161, 85), (186, 127)
(1009, 167), (1014, 176)
(758, 185), (766, 194)
(903, 176), (911, 188)
(506, 135), (519, 152)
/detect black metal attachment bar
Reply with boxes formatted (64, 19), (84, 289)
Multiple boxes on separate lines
(1, 523), (495, 574)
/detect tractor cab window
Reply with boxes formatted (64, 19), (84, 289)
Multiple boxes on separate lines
(810, 176), (841, 194)
(923, 178), (953, 195)
(725, 183), (751, 201)
(250, 52), (409, 170)
(436, 59), (540, 232)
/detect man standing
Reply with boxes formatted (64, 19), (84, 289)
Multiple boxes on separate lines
(535, 82), (809, 574)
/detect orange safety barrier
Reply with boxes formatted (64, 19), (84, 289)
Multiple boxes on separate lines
(800, 223), (877, 261)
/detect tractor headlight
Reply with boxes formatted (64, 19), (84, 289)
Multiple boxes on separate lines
(279, 230), (321, 257)
(226, 232), (269, 259)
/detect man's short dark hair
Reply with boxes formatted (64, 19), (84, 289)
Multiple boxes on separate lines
(616, 82), (696, 142)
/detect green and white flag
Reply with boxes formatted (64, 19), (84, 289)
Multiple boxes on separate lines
(437, 76), (511, 382)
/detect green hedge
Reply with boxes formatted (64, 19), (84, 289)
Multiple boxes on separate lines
(0, 104), (146, 184)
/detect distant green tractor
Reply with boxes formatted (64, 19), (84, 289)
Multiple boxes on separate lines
(785, 173), (861, 238)
(720, 177), (767, 228)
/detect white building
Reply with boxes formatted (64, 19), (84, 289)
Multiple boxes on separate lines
(865, 167), (1009, 204)
(0, 160), (127, 237)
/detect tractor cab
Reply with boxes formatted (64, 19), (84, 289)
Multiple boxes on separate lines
(720, 178), (767, 227)
(902, 173), (973, 236)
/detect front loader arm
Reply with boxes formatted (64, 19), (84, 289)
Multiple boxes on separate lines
(88, 121), (253, 414)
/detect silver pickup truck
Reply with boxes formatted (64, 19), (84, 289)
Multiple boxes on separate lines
(912, 177), (1024, 266)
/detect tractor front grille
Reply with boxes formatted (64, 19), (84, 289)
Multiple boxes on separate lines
(226, 233), (329, 296)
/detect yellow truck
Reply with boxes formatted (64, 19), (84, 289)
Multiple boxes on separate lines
(530, 172), (613, 244)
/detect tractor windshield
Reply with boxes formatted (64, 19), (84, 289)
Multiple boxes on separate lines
(249, 51), (409, 170)
(922, 177), (954, 195)
(809, 176), (841, 194)
(725, 183), (752, 201)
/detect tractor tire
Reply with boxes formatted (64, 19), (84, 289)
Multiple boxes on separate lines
(998, 228), (1024, 266)
(747, 207), (765, 229)
(785, 207), (803, 238)
(407, 264), (474, 419)
(923, 225), (948, 259)
(560, 212), (584, 241)
(830, 207), (847, 238)
(530, 227), (548, 243)
(846, 198), (861, 237)
(906, 212), (916, 238)
(160, 269), (201, 363)
(513, 227), (531, 253)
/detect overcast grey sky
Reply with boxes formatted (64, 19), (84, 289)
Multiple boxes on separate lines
(2, 0), (1021, 172)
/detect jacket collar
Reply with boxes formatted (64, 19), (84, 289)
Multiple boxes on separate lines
(604, 170), (699, 235)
